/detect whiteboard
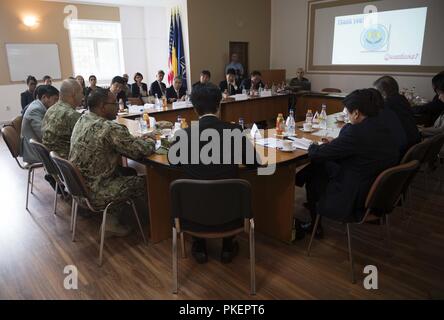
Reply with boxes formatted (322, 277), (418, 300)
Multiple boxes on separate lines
(6, 43), (62, 82)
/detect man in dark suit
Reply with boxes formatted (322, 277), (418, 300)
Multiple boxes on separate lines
(149, 70), (167, 98)
(295, 89), (399, 237)
(166, 77), (187, 103)
(240, 71), (265, 92)
(192, 70), (211, 89)
(168, 83), (259, 264)
(412, 72), (444, 126)
(219, 68), (241, 96)
(374, 76), (421, 153)
(21, 75), (37, 112)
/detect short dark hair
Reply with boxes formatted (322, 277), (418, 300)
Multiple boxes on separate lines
(432, 71), (444, 90)
(190, 83), (222, 116)
(26, 75), (37, 85)
(111, 76), (125, 85)
(435, 73), (444, 92)
(88, 87), (111, 111)
(35, 85), (59, 100)
(373, 76), (399, 98)
(343, 89), (381, 117)
(201, 70), (211, 78)
(226, 68), (236, 76)
(42, 75), (51, 81)
(251, 71), (262, 77)
(157, 70), (165, 76)
(89, 75), (97, 81)
(134, 72), (144, 81)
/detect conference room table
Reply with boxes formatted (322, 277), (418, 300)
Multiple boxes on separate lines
(119, 114), (345, 244)
(120, 93), (291, 124)
(292, 91), (346, 121)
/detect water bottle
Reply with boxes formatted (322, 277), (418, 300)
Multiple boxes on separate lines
(138, 117), (147, 133)
(155, 94), (161, 108)
(286, 110), (296, 136)
(319, 104), (327, 130)
(239, 117), (245, 130)
(305, 109), (313, 124)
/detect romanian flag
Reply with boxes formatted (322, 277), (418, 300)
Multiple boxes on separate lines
(168, 8), (187, 89)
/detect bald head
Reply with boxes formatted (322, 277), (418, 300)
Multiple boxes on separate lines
(60, 79), (84, 108)
(296, 68), (305, 80)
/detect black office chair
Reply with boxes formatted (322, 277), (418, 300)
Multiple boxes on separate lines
(50, 151), (146, 266)
(29, 139), (67, 215)
(399, 139), (432, 209)
(170, 179), (256, 295)
(307, 161), (420, 283)
(422, 133), (444, 191)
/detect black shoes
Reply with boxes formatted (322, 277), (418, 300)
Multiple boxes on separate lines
(221, 240), (239, 264)
(191, 240), (208, 264)
(300, 221), (324, 239)
(191, 238), (239, 264)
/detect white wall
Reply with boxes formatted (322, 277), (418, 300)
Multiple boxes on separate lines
(120, 6), (149, 80)
(270, 0), (437, 99)
(143, 0), (191, 89)
(0, 2), (191, 123)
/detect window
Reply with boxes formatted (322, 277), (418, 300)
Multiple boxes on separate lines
(68, 20), (124, 83)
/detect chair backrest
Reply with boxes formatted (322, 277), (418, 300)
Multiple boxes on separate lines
(11, 116), (23, 136)
(401, 139), (432, 164)
(365, 160), (420, 218)
(29, 139), (60, 177)
(50, 151), (89, 199)
(1, 126), (21, 158)
(423, 133), (444, 166)
(170, 179), (252, 228)
(321, 88), (342, 93)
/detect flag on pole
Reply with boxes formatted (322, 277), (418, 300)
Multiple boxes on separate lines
(168, 7), (187, 89)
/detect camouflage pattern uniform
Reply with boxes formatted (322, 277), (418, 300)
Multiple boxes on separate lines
(42, 101), (81, 159)
(69, 112), (156, 209)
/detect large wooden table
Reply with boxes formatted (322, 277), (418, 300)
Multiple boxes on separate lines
(120, 94), (290, 124)
(293, 92), (346, 121)
(119, 115), (343, 244)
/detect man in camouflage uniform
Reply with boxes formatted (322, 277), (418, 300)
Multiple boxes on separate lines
(70, 87), (156, 236)
(42, 79), (83, 158)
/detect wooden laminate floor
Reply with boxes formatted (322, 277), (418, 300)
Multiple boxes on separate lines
(0, 138), (443, 299)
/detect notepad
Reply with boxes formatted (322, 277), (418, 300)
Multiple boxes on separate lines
(286, 137), (313, 150)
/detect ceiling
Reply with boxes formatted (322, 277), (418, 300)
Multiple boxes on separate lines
(43, 0), (177, 7)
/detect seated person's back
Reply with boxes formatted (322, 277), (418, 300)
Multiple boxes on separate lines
(70, 88), (156, 208)
(307, 89), (399, 222)
(42, 79), (83, 159)
(411, 71), (444, 126)
(374, 76), (421, 149)
(168, 83), (258, 180)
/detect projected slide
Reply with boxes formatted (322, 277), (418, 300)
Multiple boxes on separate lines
(332, 7), (428, 65)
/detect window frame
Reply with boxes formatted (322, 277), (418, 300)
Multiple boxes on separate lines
(68, 19), (125, 85)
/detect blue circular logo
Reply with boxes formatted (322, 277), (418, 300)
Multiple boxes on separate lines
(361, 25), (388, 51)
